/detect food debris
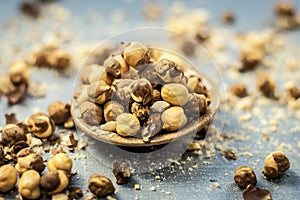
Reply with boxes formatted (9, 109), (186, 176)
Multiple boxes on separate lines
(134, 184), (141, 190)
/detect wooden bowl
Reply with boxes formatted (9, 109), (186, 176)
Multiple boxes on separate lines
(71, 105), (216, 147)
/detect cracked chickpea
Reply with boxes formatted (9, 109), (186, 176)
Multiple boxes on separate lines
(122, 41), (150, 67)
(161, 106), (187, 131)
(103, 101), (124, 122)
(48, 153), (73, 172)
(19, 170), (41, 199)
(234, 166), (257, 189)
(87, 80), (112, 104)
(104, 54), (129, 78)
(15, 153), (45, 174)
(88, 174), (115, 197)
(130, 78), (153, 105)
(0, 165), (18, 192)
(40, 170), (69, 194)
(27, 112), (55, 138)
(116, 113), (140, 137)
(161, 83), (189, 106)
(2, 124), (26, 147)
(131, 102), (149, 121)
(263, 151), (290, 179)
(155, 58), (184, 83)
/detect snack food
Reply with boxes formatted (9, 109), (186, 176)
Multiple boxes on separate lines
(72, 41), (211, 143)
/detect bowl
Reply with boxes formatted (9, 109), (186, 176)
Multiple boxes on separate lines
(71, 28), (221, 147)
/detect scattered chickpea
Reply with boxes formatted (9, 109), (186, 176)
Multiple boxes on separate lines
(19, 170), (41, 199)
(40, 170), (69, 194)
(48, 153), (73, 172)
(88, 174), (115, 197)
(234, 166), (257, 189)
(27, 112), (55, 138)
(48, 101), (71, 124)
(0, 165), (18, 192)
(263, 151), (290, 179)
(2, 124), (26, 147)
(15, 153), (45, 174)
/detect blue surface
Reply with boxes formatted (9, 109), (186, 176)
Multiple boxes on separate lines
(0, 0), (300, 199)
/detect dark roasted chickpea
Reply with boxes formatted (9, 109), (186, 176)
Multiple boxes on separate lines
(88, 174), (115, 197)
(131, 102), (149, 121)
(112, 161), (131, 185)
(155, 58), (184, 83)
(48, 101), (71, 124)
(234, 166), (257, 189)
(262, 151), (290, 179)
(2, 124), (26, 147)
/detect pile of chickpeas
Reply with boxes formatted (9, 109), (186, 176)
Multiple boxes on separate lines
(74, 41), (211, 142)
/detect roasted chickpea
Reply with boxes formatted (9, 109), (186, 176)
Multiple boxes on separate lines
(48, 153), (72, 172)
(19, 170), (41, 199)
(0, 165), (18, 192)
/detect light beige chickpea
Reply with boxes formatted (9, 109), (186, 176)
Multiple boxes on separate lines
(116, 113), (140, 137)
(19, 170), (41, 199)
(161, 83), (189, 106)
(40, 170), (69, 195)
(0, 165), (18, 192)
(161, 106), (187, 131)
(48, 153), (72, 172)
